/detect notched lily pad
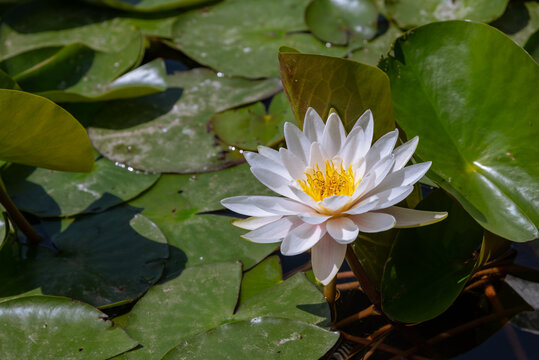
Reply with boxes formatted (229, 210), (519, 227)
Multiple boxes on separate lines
(89, 69), (282, 173)
(0, 205), (169, 307)
(211, 92), (296, 151)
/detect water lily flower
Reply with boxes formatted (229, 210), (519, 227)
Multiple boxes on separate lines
(221, 108), (447, 285)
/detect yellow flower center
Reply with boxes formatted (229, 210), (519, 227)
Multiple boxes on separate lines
(298, 159), (357, 202)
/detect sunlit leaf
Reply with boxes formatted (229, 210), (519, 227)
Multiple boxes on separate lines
(348, 24), (402, 66)
(239, 255), (282, 305)
(0, 89), (94, 172)
(381, 21), (539, 242)
(85, 0), (214, 12)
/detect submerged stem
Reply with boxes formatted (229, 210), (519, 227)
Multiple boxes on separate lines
(0, 176), (42, 244)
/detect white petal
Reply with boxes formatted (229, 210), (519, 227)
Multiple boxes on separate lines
(251, 168), (297, 199)
(311, 234), (347, 285)
(243, 216), (301, 243)
(375, 206), (448, 228)
(320, 194), (351, 213)
(257, 145), (281, 163)
(288, 185), (320, 209)
(352, 109), (373, 146)
(281, 223), (326, 256)
(327, 217), (360, 244)
(392, 137), (418, 171)
(279, 148), (306, 180)
(297, 213), (331, 224)
(308, 142), (327, 168)
(349, 173), (373, 202)
(350, 212), (396, 233)
(339, 126), (367, 167)
(365, 129), (399, 170)
(371, 185), (414, 210)
(321, 112), (346, 157)
(222, 196), (312, 216)
(344, 196), (379, 215)
(365, 154), (395, 188)
(244, 151), (290, 180)
(284, 122), (311, 164)
(232, 215), (282, 230)
(303, 107), (325, 142)
(370, 162), (431, 194)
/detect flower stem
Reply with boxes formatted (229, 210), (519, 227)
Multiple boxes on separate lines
(345, 245), (381, 309)
(323, 276), (337, 322)
(0, 176), (42, 244)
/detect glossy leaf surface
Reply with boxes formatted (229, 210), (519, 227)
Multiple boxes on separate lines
(239, 255), (282, 305)
(89, 69), (281, 173)
(171, 0), (348, 78)
(0, 296), (138, 360)
(381, 21), (539, 242)
(381, 190), (483, 323)
(279, 51), (395, 137)
(0, 89), (94, 172)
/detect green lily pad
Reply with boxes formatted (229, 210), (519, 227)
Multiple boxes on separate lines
(0, 89), (94, 172)
(236, 273), (330, 326)
(85, 0), (214, 12)
(0, 69), (18, 89)
(381, 190), (483, 323)
(0, 296), (138, 360)
(381, 21), (539, 242)
(88, 69), (281, 173)
(170, 0), (348, 78)
(305, 0), (378, 45)
(2, 159), (159, 217)
(211, 92), (296, 151)
(0, 0), (137, 60)
(525, 30), (539, 62)
(278, 50), (395, 136)
(125, 262), (243, 360)
(162, 317), (339, 360)
(0, 205), (169, 307)
(239, 255), (282, 305)
(491, 1), (539, 47)
(348, 24), (402, 66)
(385, 0), (509, 29)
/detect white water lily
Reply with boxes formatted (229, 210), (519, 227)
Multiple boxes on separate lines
(221, 108), (447, 285)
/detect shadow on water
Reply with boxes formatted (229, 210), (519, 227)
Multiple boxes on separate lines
(0, 191), (186, 307)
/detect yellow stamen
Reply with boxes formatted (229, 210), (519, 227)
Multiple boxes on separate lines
(298, 159), (358, 202)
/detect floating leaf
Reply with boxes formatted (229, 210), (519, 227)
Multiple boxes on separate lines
(306, 0), (378, 45)
(0, 296), (138, 360)
(278, 50), (395, 137)
(381, 190), (483, 323)
(125, 262), (243, 360)
(491, 1), (539, 47)
(0, 69), (18, 89)
(2, 159), (159, 217)
(170, 0), (348, 78)
(0, 206), (168, 307)
(0, 89), (94, 172)
(239, 255), (282, 305)
(211, 92), (296, 151)
(381, 21), (539, 242)
(89, 69), (281, 173)
(85, 0), (215, 12)
(385, 0), (509, 28)
(348, 24), (402, 66)
(162, 318), (339, 360)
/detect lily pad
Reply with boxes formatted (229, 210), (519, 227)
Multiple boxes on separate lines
(381, 21), (539, 242)
(0, 69), (18, 89)
(491, 1), (539, 47)
(0, 205), (169, 307)
(88, 69), (281, 173)
(385, 0), (509, 29)
(125, 262), (243, 360)
(306, 0), (378, 45)
(211, 92), (296, 151)
(348, 24), (402, 66)
(0, 89), (94, 172)
(381, 190), (484, 323)
(0, 296), (138, 360)
(85, 0), (214, 12)
(2, 159), (159, 217)
(0, 0), (136, 60)
(162, 318), (339, 360)
(239, 255), (282, 305)
(170, 0), (348, 78)
(278, 50), (395, 137)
